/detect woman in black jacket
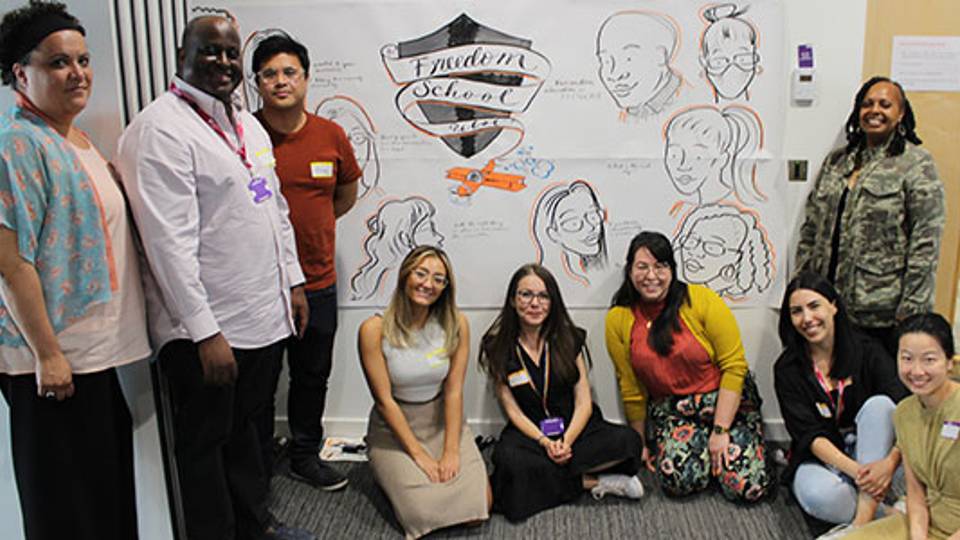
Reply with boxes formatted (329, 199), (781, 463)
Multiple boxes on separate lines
(774, 272), (908, 537)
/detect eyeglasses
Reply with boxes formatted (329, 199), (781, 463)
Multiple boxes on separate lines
(702, 52), (760, 75)
(633, 262), (670, 276)
(679, 234), (737, 257)
(412, 268), (448, 288)
(516, 290), (551, 305)
(257, 66), (304, 83)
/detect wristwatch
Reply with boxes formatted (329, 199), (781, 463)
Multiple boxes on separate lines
(712, 424), (730, 435)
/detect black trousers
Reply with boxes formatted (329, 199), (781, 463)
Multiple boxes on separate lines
(159, 338), (284, 540)
(0, 368), (137, 540)
(281, 285), (337, 464)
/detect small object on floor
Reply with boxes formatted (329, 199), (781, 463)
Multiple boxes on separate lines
(265, 513), (317, 540)
(815, 523), (857, 540)
(474, 435), (497, 451)
(591, 474), (645, 500)
(290, 457), (349, 491)
(320, 437), (368, 462)
(772, 447), (789, 467)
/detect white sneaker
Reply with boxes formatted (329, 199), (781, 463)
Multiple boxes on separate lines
(815, 523), (857, 540)
(591, 474), (644, 500)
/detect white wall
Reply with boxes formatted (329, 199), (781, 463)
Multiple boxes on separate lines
(272, 1), (871, 443)
(0, 1), (867, 539)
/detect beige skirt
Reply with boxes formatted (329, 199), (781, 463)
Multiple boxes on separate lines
(365, 397), (489, 539)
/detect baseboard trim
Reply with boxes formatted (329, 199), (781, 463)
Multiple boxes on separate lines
(275, 417), (791, 442)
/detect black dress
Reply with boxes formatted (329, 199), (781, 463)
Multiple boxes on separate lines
(488, 330), (642, 521)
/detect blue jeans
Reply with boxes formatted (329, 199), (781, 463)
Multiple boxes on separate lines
(792, 395), (897, 524)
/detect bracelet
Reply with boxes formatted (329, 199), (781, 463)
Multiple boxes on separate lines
(712, 424), (730, 435)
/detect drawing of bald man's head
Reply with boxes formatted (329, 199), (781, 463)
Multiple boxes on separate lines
(596, 11), (679, 114)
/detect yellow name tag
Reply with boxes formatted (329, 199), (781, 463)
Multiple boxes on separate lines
(423, 346), (448, 368)
(254, 148), (275, 168)
(508, 370), (530, 387)
(310, 161), (333, 178)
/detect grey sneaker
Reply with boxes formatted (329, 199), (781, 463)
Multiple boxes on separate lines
(289, 457), (349, 491)
(591, 474), (645, 500)
(265, 523), (317, 540)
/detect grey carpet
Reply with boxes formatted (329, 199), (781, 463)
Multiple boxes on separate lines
(268, 452), (814, 539)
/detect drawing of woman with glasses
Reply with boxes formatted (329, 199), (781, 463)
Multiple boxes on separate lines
(531, 180), (608, 286)
(673, 204), (772, 299)
(699, 4), (760, 102)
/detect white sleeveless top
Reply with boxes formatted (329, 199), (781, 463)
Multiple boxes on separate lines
(382, 318), (450, 402)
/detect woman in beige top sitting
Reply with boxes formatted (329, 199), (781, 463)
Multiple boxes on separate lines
(358, 245), (491, 539)
(844, 313), (960, 540)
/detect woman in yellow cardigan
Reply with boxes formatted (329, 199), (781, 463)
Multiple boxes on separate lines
(605, 231), (771, 501)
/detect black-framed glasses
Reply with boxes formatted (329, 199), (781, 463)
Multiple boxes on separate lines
(516, 290), (551, 305)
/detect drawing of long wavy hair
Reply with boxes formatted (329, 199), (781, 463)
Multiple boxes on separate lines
(664, 105), (764, 206)
(350, 196), (444, 301)
(316, 96), (381, 199)
(531, 180), (607, 286)
(673, 203), (772, 298)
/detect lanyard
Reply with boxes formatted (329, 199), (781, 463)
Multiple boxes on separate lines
(169, 83), (252, 170)
(516, 342), (551, 417)
(812, 362), (847, 420)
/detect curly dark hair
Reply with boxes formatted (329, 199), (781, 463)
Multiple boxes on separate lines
(841, 76), (921, 160)
(0, 1), (83, 87)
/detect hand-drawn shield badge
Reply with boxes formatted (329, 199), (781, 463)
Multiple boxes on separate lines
(382, 14), (551, 159)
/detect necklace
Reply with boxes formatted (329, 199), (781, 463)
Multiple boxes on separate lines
(636, 303), (659, 329)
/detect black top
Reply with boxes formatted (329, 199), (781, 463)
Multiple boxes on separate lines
(486, 328), (587, 426)
(773, 332), (908, 480)
(827, 186), (850, 284)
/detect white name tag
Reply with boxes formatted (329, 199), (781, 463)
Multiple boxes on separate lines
(508, 370), (530, 387)
(816, 402), (832, 418)
(310, 161), (333, 178)
(941, 421), (960, 440)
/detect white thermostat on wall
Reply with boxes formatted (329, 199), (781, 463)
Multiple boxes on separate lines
(792, 44), (816, 106)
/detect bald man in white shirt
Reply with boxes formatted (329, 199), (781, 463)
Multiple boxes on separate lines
(115, 15), (313, 540)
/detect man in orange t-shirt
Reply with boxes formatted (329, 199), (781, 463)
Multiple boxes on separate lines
(254, 33), (359, 491)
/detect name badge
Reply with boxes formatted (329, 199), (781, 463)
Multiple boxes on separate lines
(310, 161), (334, 178)
(539, 417), (565, 438)
(248, 176), (273, 204)
(254, 148), (276, 168)
(507, 370), (530, 387)
(942, 421), (960, 440)
(424, 347), (448, 368)
(816, 402), (832, 418)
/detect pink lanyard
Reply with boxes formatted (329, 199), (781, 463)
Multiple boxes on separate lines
(812, 363), (847, 420)
(169, 84), (252, 170)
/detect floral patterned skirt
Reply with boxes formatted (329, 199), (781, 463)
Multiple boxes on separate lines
(647, 373), (771, 502)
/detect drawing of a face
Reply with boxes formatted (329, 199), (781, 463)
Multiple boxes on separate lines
(597, 13), (674, 112)
(547, 188), (604, 257)
(412, 216), (444, 247)
(677, 215), (745, 285)
(701, 19), (758, 100)
(664, 123), (728, 196)
(317, 97), (380, 197)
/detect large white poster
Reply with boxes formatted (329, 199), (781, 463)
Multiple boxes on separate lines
(192, 0), (787, 308)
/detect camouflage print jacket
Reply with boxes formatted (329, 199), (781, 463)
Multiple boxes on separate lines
(795, 141), (945, 328)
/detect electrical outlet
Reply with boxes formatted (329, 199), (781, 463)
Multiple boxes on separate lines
(788, 160), (808, 181)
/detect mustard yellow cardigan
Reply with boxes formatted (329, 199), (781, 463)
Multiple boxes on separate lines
(604, 284), (748, 423)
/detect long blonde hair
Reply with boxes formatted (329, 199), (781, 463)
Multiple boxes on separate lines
(382, 245), (460, 353)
